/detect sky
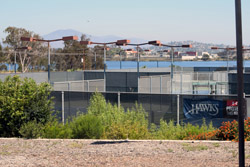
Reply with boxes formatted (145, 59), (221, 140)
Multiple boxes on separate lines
(1, 0), (250, 45)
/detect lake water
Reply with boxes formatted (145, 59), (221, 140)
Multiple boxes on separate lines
(2, 60), (250, 71)
(106, 60), (250, 70)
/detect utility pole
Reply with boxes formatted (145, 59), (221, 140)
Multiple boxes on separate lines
(235, 0), (245, 166)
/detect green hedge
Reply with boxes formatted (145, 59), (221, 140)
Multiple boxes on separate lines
(0, 76), (53, 137)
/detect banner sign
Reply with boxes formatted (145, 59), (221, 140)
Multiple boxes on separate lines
(226, 100), (238, 116)
(183, 98), (224, 119)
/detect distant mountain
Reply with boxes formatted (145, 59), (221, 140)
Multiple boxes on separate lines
(43, 29), (84, 40)
(42, 29), (147, 48)
(42, 29), (87, 48)
(42, 29), (239, 53)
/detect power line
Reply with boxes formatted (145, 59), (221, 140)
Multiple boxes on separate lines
(0, 50), (89, 56)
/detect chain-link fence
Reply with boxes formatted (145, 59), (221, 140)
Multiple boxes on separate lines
(0, 72), (48, 83)
(139, 75), (170, 94)
(52, 91), (248, 127)
(52, 79), (104, 92)
(138, 71), (229, 95)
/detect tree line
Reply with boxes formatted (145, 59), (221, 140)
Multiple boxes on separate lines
(0, 26), (125, 73)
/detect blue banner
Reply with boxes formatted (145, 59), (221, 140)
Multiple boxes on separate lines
(183, 98), (224, 119)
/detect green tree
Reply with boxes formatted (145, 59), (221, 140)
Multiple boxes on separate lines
(0, 76), (53, 137)
(106, 44), (123, 57)
(51, 34), (91, 71)
(0, 44), (6, 71)
(3, 26), (46, 72)
(0, 46), (12, 72)
(0, 64), (7, 71)
(91, 45), (106, 69)
(0, 43), (3, 62)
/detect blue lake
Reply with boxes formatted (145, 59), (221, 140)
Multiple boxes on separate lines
(106, 60), (250, 70)
(2, 60), (250, 71)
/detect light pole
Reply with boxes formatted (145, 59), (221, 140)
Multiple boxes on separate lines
(126, 41), (161, 92)
(157, 50), (169, 68)
(235, 0), (245, 166)
(118, 49), (125, 69)
(14, 46), (32, 73)
(80, 39), (130, 92)
(94, 51), (97, 70)
(171, 47), (174, 94)
(103, 45), (108, 89)
(211, 47), (236, 73)
(92, 47), (110, 70)
(77, 48), (88, 71)
(21, 36), (78, 83)
(155, 43), (192, 94)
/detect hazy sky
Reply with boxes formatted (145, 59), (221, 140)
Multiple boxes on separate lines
(1, 0), (250, 45)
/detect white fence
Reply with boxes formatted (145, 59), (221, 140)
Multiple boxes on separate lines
(53, 79), (105, 92)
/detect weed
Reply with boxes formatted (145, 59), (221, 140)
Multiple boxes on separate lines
(224, 146), (229, 151)
(21, 142), (32, 149)
(212, 143), (220, 148)
(183, 144), (208, 152)
(181, 143), (190, 147)
(0, 145), (9, 150)
(51, 141), (59, 146)
(198, 145), (209, 151)
(246, 154), (250, 159)
(68, 142), (84, 149)
(167, 148), (174, 153)
(0, 151), (11, 156)
(229, 150), (238, 158)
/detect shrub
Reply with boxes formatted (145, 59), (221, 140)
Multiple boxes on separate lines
(103, 119), (149, 139)
(43, 120), (72, 139)
(88, 92), (149, 139)
(0, 76), (53, 137)
(184, 130), (218, 140)
(215, 118), (250, 141)
(19, 120), (44, 139)
(244, 118), (250, 141)
(185, 118), (250, 141)
(70, 114), (103, 139)
(215, 120), (238, 141)
(152, 119), (215, 140)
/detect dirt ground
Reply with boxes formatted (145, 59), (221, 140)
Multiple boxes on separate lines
(0, 138), (250, 167)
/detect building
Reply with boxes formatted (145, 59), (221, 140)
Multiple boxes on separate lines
(125, 49), (137, 58)
(180, 51), (198, 60)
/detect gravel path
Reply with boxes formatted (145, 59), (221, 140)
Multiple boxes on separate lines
(0, 138), (250, 167)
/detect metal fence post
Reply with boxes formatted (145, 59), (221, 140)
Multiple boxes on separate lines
(87, 80), (90, 92)
(68, 82), (70, 91)
(150, 76), (152, 93)
(177, 94), (180, 125)
(62, 91), (65, 125)
(160, 75), (162, 94)
(118, 91), (120, 110)
(180, 71), (183, 94)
